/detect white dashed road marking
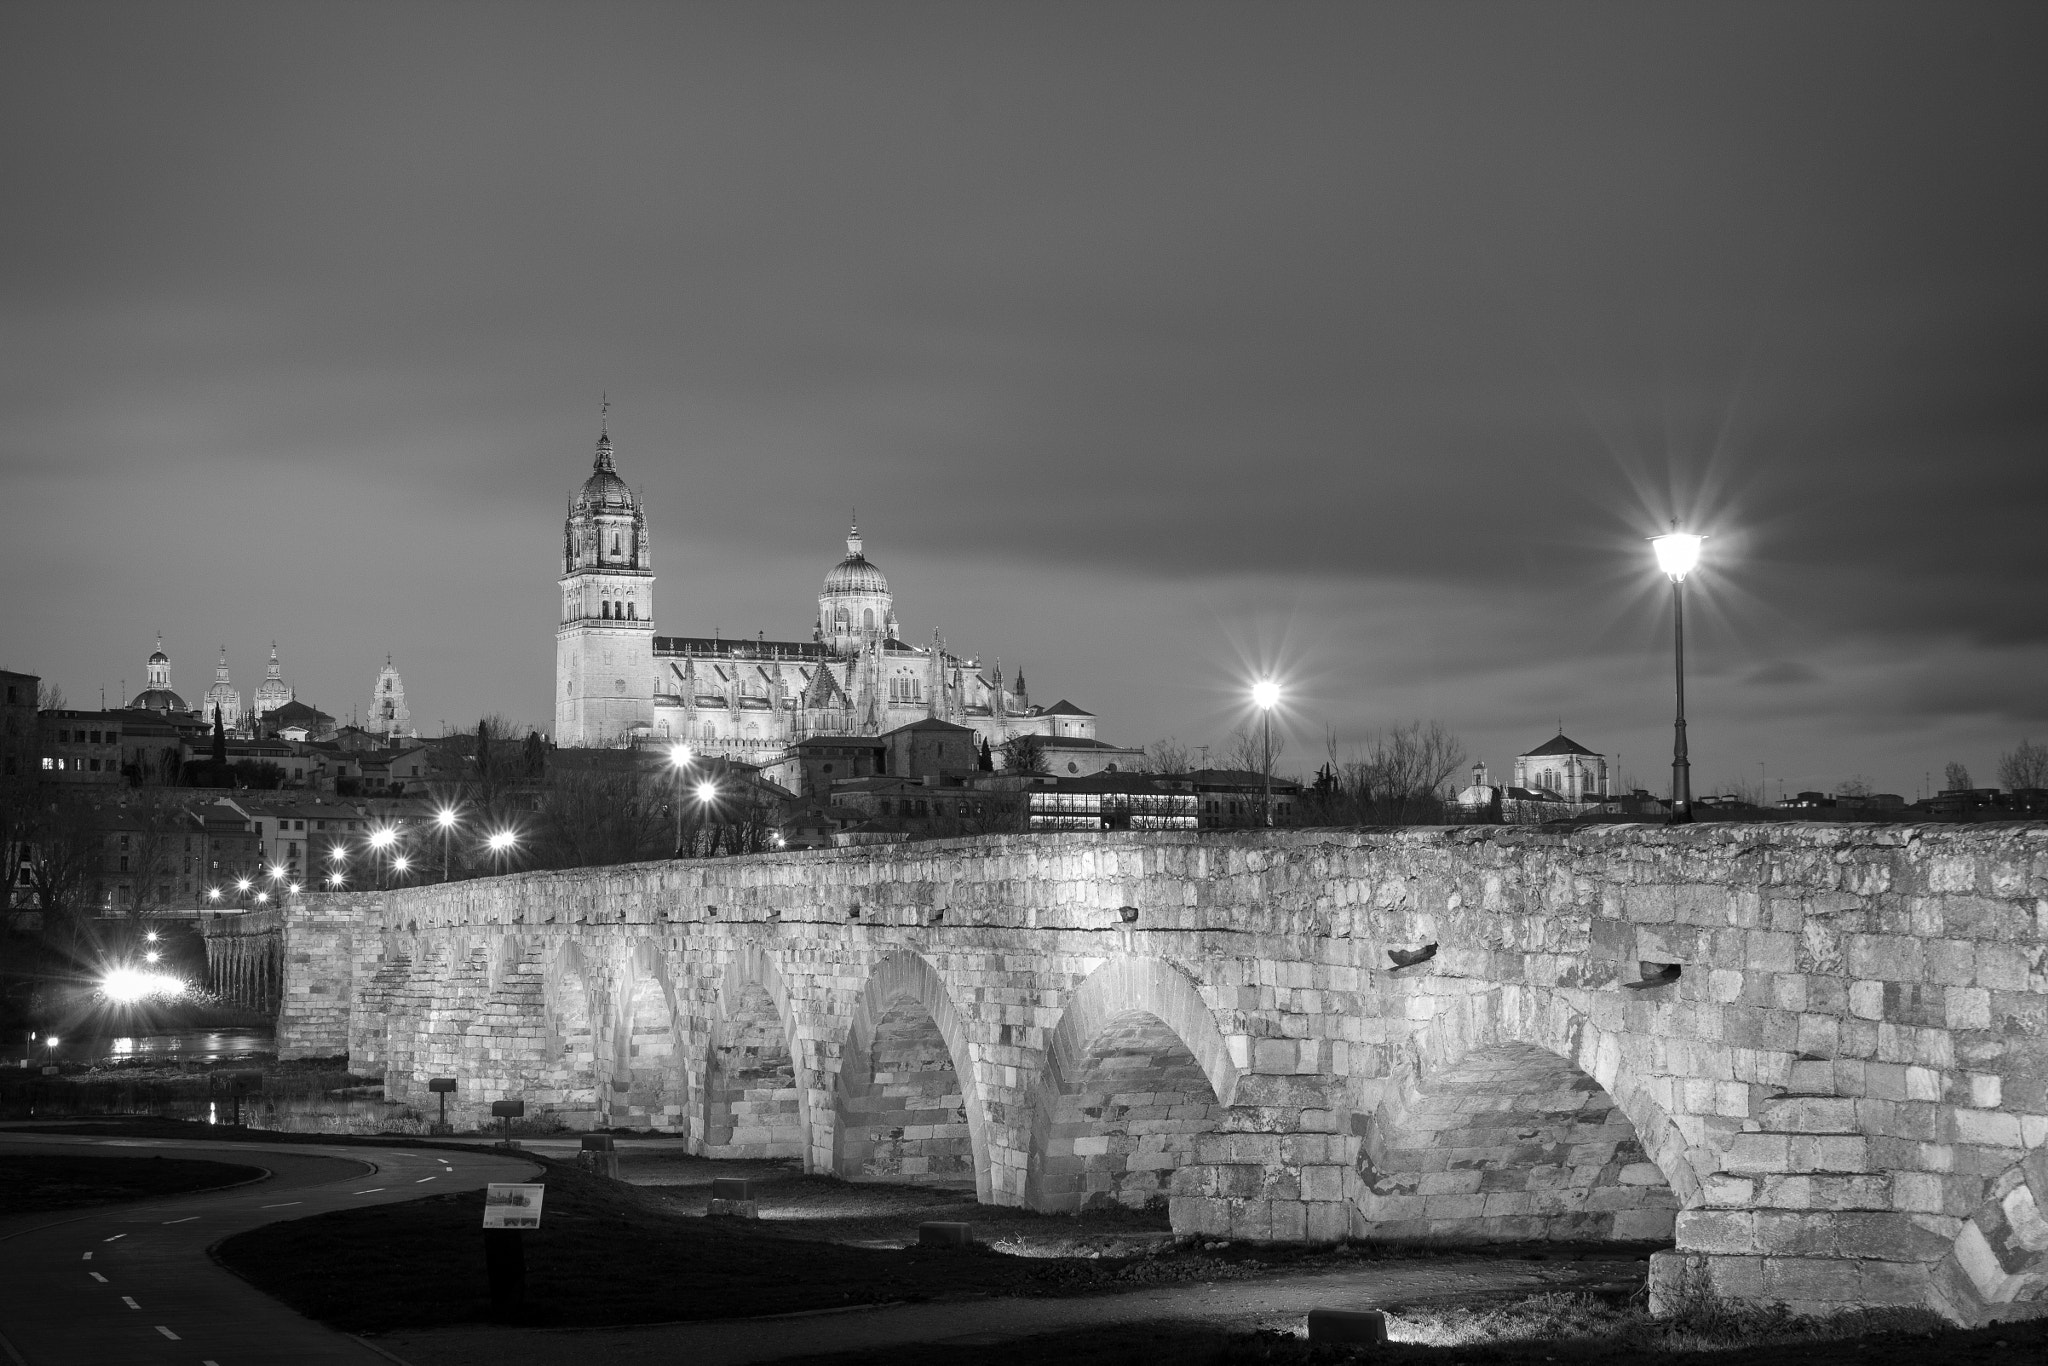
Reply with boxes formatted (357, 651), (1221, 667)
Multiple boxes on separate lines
(102, 1234), (125, 1242)
(88, 1272), (106, 1283)
(163, 1216), (198, 1224)
(81, 1251), (91, 1260)
(416, 1176), (436, 1182)
(121, 1296), (139, 1309)
(260, 1202), (301, 1208)
(155, 1325), (179, 1340)
(353, 1188), (385, 1194)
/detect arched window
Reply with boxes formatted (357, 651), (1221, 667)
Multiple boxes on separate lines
(601, 600), (611, 619)
(626, 602), (635, 620)
(863, 608), (875, 630)
(612, 534), (621, 556)
(835, 608), (850, 632)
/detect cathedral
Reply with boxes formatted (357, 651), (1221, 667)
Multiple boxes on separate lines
(554, 422), (1103, 761)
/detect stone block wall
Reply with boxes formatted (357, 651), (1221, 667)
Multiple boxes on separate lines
(272, 822), (2048, 1324)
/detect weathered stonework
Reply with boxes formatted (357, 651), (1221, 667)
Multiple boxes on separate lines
(261, 823), (2048, 1325)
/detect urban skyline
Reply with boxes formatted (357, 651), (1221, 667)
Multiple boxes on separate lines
(6, 4), (2045, 801)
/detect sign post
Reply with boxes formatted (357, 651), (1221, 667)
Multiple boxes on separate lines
(428, 1077), (456, 1134)
(481, 1182), (544, 1315)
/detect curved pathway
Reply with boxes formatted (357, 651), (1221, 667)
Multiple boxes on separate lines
(0, 1132), (538, 1366)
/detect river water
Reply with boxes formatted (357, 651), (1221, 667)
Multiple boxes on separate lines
(25, 1028), (277, 1066)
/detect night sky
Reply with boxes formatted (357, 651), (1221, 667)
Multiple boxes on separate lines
(4, 2), (2044, 800)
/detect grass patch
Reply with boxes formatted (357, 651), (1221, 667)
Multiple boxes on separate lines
(1, 1153), (265, 1214)
(213, 1155), (1246, 1332)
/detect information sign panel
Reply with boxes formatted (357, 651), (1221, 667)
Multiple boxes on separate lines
(481, 1183), (545, 1229)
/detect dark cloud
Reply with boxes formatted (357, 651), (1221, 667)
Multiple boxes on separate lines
(1, 1), (2043, 797)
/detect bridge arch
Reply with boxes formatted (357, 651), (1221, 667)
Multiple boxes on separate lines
(832, 949), (991, 1201)
(1023, 956), (1237, 1213)
(607, 939), (684, 1131)
(1359, 984), (1693, 1243)
(704, 945), (810, 1162)
(541, 940), (600, 1126)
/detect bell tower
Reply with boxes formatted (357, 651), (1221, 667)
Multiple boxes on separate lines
(555, 413), (656, 746)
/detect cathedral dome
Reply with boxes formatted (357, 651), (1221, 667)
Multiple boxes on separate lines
(130, 687), (188, 712)
(823, 525), (887, 594)
(574, 432), (637, 512)
(148, 648), (169, 665)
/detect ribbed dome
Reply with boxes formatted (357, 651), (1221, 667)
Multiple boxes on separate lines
(574, 432), (637, 511)
(148, 649), (169, 665)
(130, 688), (188, 712)
(824, 553), (887, 594)
(822, 524), (887, 594)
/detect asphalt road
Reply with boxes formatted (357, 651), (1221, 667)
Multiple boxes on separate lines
(0, 1132), (539, 1366)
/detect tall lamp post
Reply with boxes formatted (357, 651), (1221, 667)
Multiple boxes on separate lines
(668, 744), (693, 857)
(1251, 679), (1280, 827)
(435, 808), (457, 882)
(1650, 524), (1705, 824)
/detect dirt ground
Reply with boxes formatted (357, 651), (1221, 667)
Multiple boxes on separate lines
(607, 1149), (1183, 1257)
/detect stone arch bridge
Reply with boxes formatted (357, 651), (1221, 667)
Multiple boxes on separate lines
(255, 824), (2048, 1325)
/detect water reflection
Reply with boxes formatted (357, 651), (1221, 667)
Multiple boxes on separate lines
(55, 1029), (275, 1064)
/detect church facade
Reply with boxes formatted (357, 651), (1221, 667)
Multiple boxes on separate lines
(554, 424), (1101, 762)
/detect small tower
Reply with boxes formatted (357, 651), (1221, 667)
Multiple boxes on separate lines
(554, 413), (656, 747)
(370, 656), (412, 741)
(129, 636), (195, 714)
(202, 646), (242, 732)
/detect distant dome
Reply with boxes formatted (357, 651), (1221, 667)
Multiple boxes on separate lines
(130, 687), (188, 712)
(148, 649), (168, 665)
(574, 432), (637, 512)
(823, 524), (887, 595)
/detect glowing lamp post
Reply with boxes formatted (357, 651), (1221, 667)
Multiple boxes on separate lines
(369, 827), (397, 888)
(1251, 679), (1281, 827)
(668, 744), (693, 857)
(1650, 525), (1706, 824)
(435, 808), (457, 882)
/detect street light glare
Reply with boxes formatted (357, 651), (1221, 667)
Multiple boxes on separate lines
(1651, 530), (1705, 582)
(392, 855), (412, 873)
(236, 879), (252, 892)
(369, 828), (397, 849)
(487, 830), (516, 852)
(328, 873), (345, 887)
(1252, 679), (1281, 710)
(696, 780), (718, 803)
(669, 743), (692, 769)
(436, 808), (457, 829)
(207, 887), (221, 900)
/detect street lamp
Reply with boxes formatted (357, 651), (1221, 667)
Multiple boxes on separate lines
(328, 871), (345, 889)
(1650, 523), (1706, 824)
(668, 744), (693, 857)
(1251, 679), (1281, 827)
(434, 807), (459, 882)
(486, 829), (517, 872)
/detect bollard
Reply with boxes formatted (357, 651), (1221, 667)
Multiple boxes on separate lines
(706, 1176), (758, 1218)
(1306, 1308), (1386, 1344)
(917, 1221), (974, 1248)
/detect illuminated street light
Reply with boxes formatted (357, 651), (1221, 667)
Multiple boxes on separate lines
(696, 780), (718, 805)
(145, 951), (161, 964)
(487, 830), (516, 853)
(435, 807), (457, 882)
(1252, 679), (1281, 827)
(145, 931), (159, 944)
(1649, 523), (1707, 824)
(669, 744), (693, 858)
(392, 855), (412, 876)
(328, 872), (345, 888)
(254, 892), (269, 904)
(368, 828), (397, 851)
(288, 882), (301, 895)
(207, 887), (221, 902)
(267, 865), (286, 882)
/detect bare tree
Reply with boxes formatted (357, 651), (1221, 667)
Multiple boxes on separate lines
(1143, 736), (1191, 775)
(1306, 720), (1467, 826)
(22, 800), (102, 957)
(1998, 740), (2048, 792)
(1836, 775), (1874, 799)
(123, 790), (191, 921)
(36, 682), (65, 711)
(1943, 761), (1973, 792)
(531, 767), (671, 868)
(1222, 724), (1282, 778)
